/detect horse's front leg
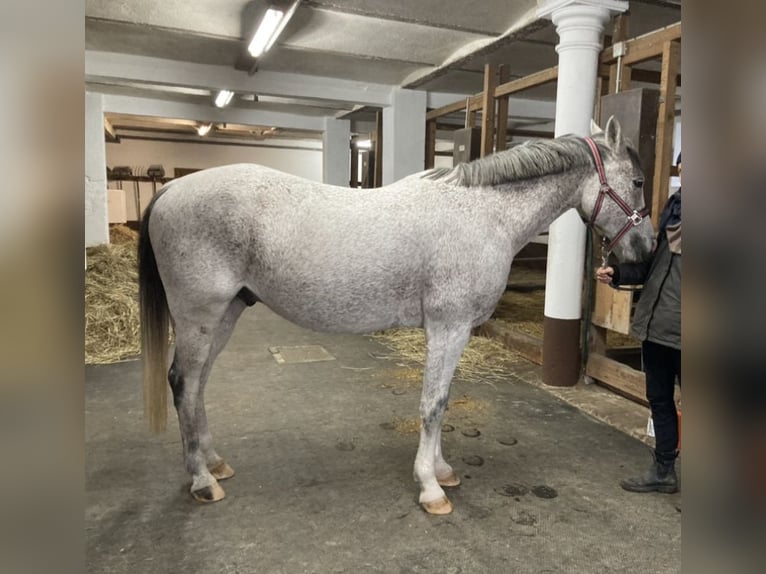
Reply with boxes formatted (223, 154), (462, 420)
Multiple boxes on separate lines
(414, 322), (471, 515)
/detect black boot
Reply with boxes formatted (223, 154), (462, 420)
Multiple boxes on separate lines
(620, 453), (679, 494)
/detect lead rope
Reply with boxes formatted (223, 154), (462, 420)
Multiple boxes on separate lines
(581, 229), (596, 375)
(600, 236), (610, 268)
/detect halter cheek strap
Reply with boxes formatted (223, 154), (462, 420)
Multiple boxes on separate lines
(583, 137), (649, 252)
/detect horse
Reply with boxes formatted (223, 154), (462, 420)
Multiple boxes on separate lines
(138, 116), (653, 515)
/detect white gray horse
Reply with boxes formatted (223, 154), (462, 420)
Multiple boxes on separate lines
(139, 117), (653, 514)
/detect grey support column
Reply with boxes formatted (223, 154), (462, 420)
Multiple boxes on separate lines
(85, 92), (108, 246)
(322, 117), (351, 186)
(382, 88), (426, 185)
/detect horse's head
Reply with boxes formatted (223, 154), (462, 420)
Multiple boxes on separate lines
(579, 117), (654, 263)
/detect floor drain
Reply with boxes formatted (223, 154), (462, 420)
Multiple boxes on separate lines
(269, 345), (336, 364)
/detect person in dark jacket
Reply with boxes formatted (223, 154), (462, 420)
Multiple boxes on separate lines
(596, 153), (682, 494)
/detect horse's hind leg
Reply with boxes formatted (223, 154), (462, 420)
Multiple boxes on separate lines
(435, 431), (460, 487)
(414, 322), (471, 515)
(169, 299), (243, 502)
(196, 297), (248, 482)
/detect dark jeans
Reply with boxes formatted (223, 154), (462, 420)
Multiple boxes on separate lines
(642, 340), (681, 463)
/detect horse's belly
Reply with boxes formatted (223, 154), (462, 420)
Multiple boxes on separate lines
(254, 276), (424, 334)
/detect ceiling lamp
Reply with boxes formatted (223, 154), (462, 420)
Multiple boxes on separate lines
(247, 1), (300, 58)
(214, 90), (234, 108)
(197, 123), (212, 136)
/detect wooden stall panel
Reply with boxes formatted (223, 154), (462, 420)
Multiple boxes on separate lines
(586, 352), (647, 406)
(107, 189), (127, 223)
(592, 280), (632, 334)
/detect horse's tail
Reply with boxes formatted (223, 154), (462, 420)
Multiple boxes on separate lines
(138, 194), (169, 433)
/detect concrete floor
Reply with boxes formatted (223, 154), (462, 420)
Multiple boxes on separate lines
(86, 305), (681, 574)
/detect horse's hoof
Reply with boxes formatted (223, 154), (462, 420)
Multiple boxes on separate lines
(421, 496), (453, 515)
(437, 471), (461, 488)
(209, 460), (235, 481)
(191, 481), (226, 503)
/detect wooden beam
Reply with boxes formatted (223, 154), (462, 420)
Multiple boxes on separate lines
(104, 116), (117, 141)
(632, 68), (680, 86)
(601, 21), (681, 66)
(494, 66), (559, 98)
(608, 13), (632, 94)
(426, 95), (482, 121)
(586, 352), (648, 406)
(599, 66), (683, 88)
(508, 128), (555, 139)
(425, 121), (436, 169)
(350, 140), (359, 188)
(480, 63), (497, 157)
(434, 122), (464, 131)
(478, 320), (543, 365)
(495, 65), (510, 152)
(373, 110), (383, 188)
(651, 40), (680, 226)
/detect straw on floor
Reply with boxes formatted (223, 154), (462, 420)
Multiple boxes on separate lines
(85, 226), (140, 364)
(369, 328), (523, 385)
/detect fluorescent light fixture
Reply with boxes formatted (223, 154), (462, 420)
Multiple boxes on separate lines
(214, 89), (234, 108)
(197, 123), (212, 136)
(248, 8), (284, 58)
(248, 1), (300, 58)
(356, 139), (372, 149)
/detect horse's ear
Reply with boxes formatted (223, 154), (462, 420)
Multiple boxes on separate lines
(604, 116), (623, 149)
(590, 119), (604, 136)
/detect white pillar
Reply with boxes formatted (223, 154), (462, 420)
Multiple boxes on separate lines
(322, 117), (351, 186)
(382, 88), (426, 185)
(537, 0), (628, 385)
(85, 92), (109, 246)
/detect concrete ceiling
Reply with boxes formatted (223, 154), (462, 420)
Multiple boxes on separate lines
(85, 0), (681, 142)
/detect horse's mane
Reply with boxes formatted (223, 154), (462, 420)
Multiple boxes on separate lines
(422, 136), (612, 187)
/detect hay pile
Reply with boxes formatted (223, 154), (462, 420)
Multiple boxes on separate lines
(370, 329), (522, 384)
(494, 289), (546, 338)
(85, 226), (141, 364)
(109, 224), (139, 245)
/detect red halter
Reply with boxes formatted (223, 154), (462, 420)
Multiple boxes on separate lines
(583, 137), (649, 252)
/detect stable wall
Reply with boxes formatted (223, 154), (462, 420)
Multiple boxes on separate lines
(106, 138), (323, 220)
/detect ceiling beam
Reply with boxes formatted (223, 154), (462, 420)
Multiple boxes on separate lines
(86, 50), (394, 108)
(629, 0), (681, 8)
(402, 16), (548, 89)
(100, 93), (326, 132)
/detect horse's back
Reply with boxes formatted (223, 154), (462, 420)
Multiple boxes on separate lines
(148, 163), (511, 333)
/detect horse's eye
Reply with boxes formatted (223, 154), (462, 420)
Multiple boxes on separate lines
(633, 178), (644, 188)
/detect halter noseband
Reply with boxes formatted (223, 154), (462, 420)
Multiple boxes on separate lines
(583, 137), (649, 252)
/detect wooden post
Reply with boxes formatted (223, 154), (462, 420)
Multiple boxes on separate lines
(350, 140), (358, 188)
(495, 65), (510, 152)
(608, 13), (632, 94)
(651, 40), (680, 225)
(467, 110), (477, 128)
(480, 63), (497, 157)
(373, 110), (383, 188)
(425, 120), (436, 169)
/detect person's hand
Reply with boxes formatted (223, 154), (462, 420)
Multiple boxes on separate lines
(595, 266), (614, 284)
